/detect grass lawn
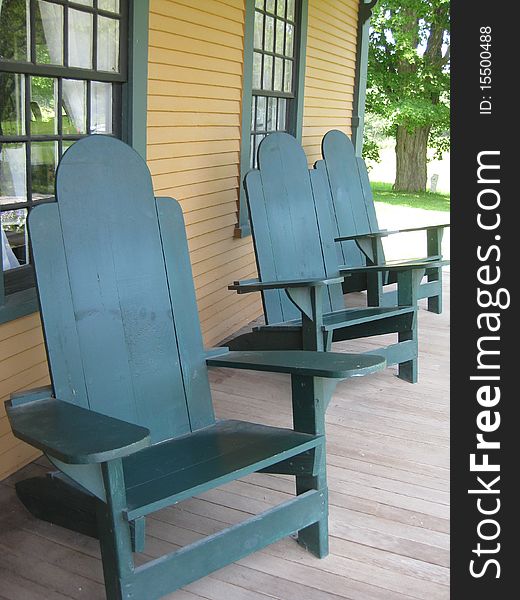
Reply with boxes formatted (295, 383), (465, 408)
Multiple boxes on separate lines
(371, 181), (450, 212)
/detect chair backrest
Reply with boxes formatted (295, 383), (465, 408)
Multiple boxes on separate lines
(28, 136), (215, 444)
(317, 129), (383, 268)
(244, 132), (344, 324)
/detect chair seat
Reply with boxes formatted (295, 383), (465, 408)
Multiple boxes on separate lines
(258, 306), (415, 332)
(123, 419), (321, 519)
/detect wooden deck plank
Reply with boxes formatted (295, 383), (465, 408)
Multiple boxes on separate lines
(0, 276), (450, 599)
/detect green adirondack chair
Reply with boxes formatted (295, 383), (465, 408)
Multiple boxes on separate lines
(316, 129), (450, 313)
(226, 132), (445, 384)
(5, 136), (386, 600)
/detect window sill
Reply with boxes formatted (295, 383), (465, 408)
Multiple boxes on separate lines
(0, 287), (39, 325)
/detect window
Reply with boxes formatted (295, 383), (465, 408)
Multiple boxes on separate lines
(250, 0), (299, 167)
(237, 0), (307, 236)
(0, 0), (128, 307)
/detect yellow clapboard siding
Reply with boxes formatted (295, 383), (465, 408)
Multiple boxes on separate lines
(0, 313), (41, 342)
(149, 47), (242, 76)
(203, 298), (262, 347)
(191, 240), (253, 277)
(0, 441), (41, 481)
(148, 80), (242, 101)
(154, 176), (238, 201)
(151, 0), (243, 36)
(148, 125), (240, 145)
(183, 200), (238, 227)
(189, 233), (251, 265)
(147, 139), (240, 161)
(148, 12), (243, 50)
(150, 151), (239, 176)
(178, 188), (239, 213)
(303, 0), (358, 164)
(147, 96), (240, 115)
(148, 63), (242, 89)
(169, 0), (245, 24)
(149, 30), (243, 63)
(147, 111), (240, 128)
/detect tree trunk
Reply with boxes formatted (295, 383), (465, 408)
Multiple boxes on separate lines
(394, 125), (431, 192)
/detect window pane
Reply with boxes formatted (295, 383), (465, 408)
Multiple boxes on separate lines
(277, 98), (287, 130)
(2, 209), (27, 269)
(0, 73), (25, 136)
(0, 0), (29, 62)
(99, 0), (120, 12)
(287, 0), (295, 21)
(266, 97), (277, 131)
(252, 52), (262, 89)
(0, 143), (27, 206)
(68, 9), (93, 69)
(262, 54), (273, 90)
(62, 79), (87, 134)
(264, 16), (274, 53)
(255, 96), (266, 131)
(73, 0), (93, 6)
(285, 23), (294, 57)
(30, 77), (57, 135)
(31, 141), (58, 199)
(98, 16), (120, 72)
(273, 57), (283, 91)
(253, 11), (263, 50)
(255, 0), (264, 9)
(265, 0), (275, 14)
(283, 59), (293, 93)
(277, 0), (286, 18)
(250, 134), (256, 168)
(275, 18), (284, 55)
(35, 1), (64, 65)
(251, 96), (256, 130)
(61, 140), (77, 157)
(90, 81), (113, 134)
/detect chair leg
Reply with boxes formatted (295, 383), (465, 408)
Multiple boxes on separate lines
(291, 375), (331, 558)
(366, 271), (384, 307)
(296, 451), (329, 558)
(96, 461), (134, 600)
(427, 266), (443, 314)
(427, 228), (444, 314)
(396, 269), (423, 384)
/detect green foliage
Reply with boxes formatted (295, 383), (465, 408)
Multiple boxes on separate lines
(366, 0), (450, 155)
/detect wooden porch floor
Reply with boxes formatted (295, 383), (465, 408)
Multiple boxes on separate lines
(0, 275), (450, 600)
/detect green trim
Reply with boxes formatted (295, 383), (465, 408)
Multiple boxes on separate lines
(0, 287), (39, 325)
(235, 0), (256, 238)
(123, 0), (150, 159)
(236, 0), (309, 238)
(293, 0), (309, 143)
(351, 0), (376, 156)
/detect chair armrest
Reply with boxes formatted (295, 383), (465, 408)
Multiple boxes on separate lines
(207, 350), (386, 380)
(204, 347), (230, 359)
(5, 397), (151, 465)
(229, 277), (344, 294)
(339, 259), (449, 275)
(335, 223), (450, 243)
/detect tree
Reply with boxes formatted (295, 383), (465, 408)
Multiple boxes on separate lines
(366, 0), (450, 192)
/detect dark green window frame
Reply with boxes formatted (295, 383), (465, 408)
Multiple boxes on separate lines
(0, 0), (149, 324)
(236, 0), (308, 238)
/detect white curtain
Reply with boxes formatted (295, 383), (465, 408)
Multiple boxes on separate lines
(39, 1), (87, 132)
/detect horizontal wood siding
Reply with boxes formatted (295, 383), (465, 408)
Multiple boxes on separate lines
(147, 0), (262, 347)
(0, 314), (50, 480)
(302, 0), (359, 165)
